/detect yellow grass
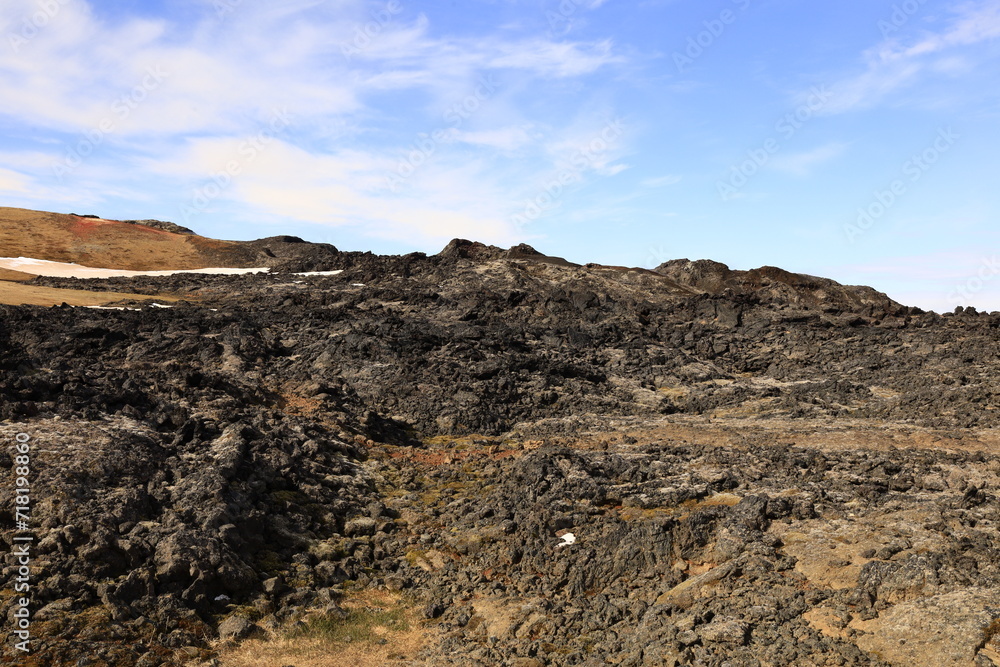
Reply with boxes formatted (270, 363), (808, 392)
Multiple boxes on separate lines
(211, 591), (430, 667)
(0, 267), (34, 281)
(0, 280), (180, 307)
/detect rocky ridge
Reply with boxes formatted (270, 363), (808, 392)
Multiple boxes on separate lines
(2, 234), (999, 666)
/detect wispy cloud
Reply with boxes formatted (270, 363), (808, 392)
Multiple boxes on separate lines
(821, 2), (1000, 114)
(0, 167), (29, 193)
(0, 0), (627, 246)
(828, 249), (1000, 312)
(640, 174), (682, 188)
(487, 39), (623, 77)
(769, 142), (848, 176)
(451, 126), (535, 151)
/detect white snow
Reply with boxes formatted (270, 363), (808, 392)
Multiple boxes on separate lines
(82, 305), (173, 311)
(293, 270), (344, 276)
(557, 532), (576, 548)
(0, 257), (270, 279)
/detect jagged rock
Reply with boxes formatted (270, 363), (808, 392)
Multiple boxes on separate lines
(344, 517), (378, 537)
(3, 224), (1000, 665)
(699, 619), (750, 644)
(851, 588), (1000, 666)
(122, 219), (195, 235)
(218, 615), (258, 640)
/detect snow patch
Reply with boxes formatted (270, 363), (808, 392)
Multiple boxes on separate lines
(81, 304), (172, 311)
(293, 270), (344, 277)
(0, 257), (271, 279)
(557, 533), (576, 548)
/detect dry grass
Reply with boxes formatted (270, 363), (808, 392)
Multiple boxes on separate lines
(211, 591), (430, 667)
(0, 280), (181, 307)
(657, 386), (690, 399)
(0, 267), (34, 281)
(618, 492), (743, 522)
(0, 206), (253, 270)
(531, 413), (1000, 456)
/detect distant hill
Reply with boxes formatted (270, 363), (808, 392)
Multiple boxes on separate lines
(0, 207), (339, 271)
(1, 207), (910, 316)
(654, 258), (911, 316)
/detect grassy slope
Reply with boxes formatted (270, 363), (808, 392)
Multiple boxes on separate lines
(0, 281), (180, 307)
(0, 268), (34, 281)
(0, 207), (257, 271)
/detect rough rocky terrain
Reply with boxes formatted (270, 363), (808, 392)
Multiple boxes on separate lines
(2, 231), (1000, 666)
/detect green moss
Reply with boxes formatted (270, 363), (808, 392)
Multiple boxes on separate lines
(303, 502), (331, 520)
(290, 607), (409, 643)
(271, 490), (309, 505)
(403, 550), (427, 567)
(213, 605), (261, 625)
(256, 550), (287, 574)
(310, 538), (351, 562)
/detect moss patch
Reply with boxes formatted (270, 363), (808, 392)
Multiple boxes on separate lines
(289, 607), (409, 644)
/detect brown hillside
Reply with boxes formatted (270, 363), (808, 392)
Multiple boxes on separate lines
(0, 281), (178, 307)
(0, 267), (33, 282)
(0, 207), (262, 270)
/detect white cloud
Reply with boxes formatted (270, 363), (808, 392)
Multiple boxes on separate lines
(0, 1), (621, 137)
(599, 162), (630, 177)
(769, 142), (848, 177)
(821, 2), (1000, 114)
(0, 167), (29, 193)
(0, 2), (360, 136)
(451, 126), (534, 151)
(0, 0), (628, 246)
(640, 174), (682, 188)
(487, 39), (623, 78)
(148, 136), (521, 248)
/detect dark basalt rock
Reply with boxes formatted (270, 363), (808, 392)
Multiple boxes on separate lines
(120, 219), (196, 235)
(2, 243), (1000, 664)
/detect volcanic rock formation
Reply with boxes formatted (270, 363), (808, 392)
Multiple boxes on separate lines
(1, 217), (999, 666)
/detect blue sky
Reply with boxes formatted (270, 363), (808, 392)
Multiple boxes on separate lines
(1, 0), (999, 312)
